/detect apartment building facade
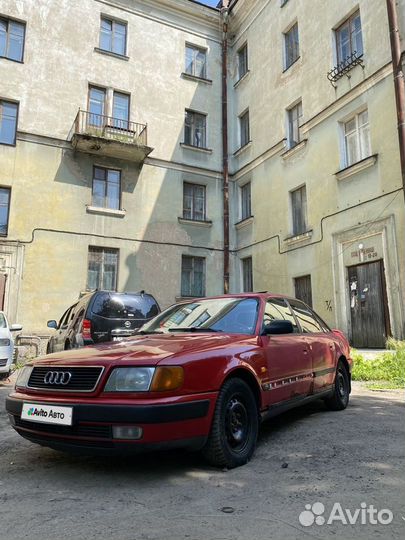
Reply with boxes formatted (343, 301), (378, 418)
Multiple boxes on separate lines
(0, 0), (404, 347)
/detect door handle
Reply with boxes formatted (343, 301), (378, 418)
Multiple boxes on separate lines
(303, 349), (308, 354)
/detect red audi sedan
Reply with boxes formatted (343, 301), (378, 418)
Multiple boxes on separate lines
(6, 294), (352, 468)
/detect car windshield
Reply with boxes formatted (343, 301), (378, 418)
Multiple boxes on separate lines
(0, 314), (6, 328)
(92, 293), (159, 320)
(141, 297), (259, 335)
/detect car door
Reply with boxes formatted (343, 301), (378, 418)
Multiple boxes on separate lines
(287, 299), (336, 394)
(53, 305), (75, 352)
(260, 297), (313, 406)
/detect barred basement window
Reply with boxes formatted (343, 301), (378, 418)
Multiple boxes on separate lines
(87, 247), (118, 291)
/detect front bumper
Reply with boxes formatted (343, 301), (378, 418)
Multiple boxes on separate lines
(6, 392), (216, 454)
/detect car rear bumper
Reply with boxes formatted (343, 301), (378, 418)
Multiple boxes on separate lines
(6, 393), (216, 454)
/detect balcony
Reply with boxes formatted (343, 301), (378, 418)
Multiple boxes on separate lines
(70, 110), (153, 163)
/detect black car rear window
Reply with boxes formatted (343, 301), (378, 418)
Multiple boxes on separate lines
(91, 293), (159, 320)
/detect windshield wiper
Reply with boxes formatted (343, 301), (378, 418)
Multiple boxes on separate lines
(135, 330), (164, 335)
(168, 327), (222, 333)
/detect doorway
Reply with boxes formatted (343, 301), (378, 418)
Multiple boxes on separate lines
(348, 260), (390, 348)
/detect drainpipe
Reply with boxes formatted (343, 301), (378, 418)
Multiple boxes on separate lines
(221, 0), (230, 293)
(387, 0), (405, 199)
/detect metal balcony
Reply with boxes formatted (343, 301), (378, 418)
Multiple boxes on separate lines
(70, 110), (153, 163)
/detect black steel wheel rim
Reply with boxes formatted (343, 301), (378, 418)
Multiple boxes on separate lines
(337, 370), (347, 399)
(225, 394), (250, 453)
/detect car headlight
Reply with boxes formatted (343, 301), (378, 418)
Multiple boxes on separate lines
(104, 367), (155, 392)
(15, 366), (33, 389)
(0, 338), (10, 346)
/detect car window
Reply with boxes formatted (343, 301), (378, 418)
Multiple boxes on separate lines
(92, 293), (159, 319)
(288, 299), (323, 333)
(262, 298), (299, 333)
(0, 313), (7, 328)
(58, 307), (72, 329)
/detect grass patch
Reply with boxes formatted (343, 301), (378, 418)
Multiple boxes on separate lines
(352, 341), (405, 390)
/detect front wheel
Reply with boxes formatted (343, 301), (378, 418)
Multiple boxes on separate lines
(202, 378), (259, 469)
(324, 360), (350, 411)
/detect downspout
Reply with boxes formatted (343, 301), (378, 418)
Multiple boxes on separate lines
(221, 0), (230, 293)
(387, 0), (405, 199)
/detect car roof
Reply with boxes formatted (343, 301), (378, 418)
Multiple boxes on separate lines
(194, 292), (297, 302)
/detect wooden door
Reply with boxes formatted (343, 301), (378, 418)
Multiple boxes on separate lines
(348, 260), (389, 348)
(294, 275), (312, 307)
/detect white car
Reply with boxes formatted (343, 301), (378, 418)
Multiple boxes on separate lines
(0, 312), (22, 380)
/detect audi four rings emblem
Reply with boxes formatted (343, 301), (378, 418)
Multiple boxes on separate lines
(124, 321), (131, 328)
(43, 371), (72, 385)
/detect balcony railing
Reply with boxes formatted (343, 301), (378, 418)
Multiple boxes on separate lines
(72, 109), (148, 146)
(327, 51), (364, 84)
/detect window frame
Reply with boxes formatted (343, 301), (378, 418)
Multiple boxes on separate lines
(183, 182), (207, 222)
(237, 42), (248, 81)
(284, 22), (299, 70)
(87, 246), (119, 292)
(92, 166), (122, 210)
(112, 90), (130, 127)
(242, 257), (253, 292)
(185, 42), (207, 79)
(239, 109), (250, 148)
(287, 100), (302, 149)
(184, 109), (207, 149)
(0, 186), (11, 236)
(342, 108), (371, 168)
(181, 255), (206, 298)
(240, 181), (252, 221)
(99, 16), (127, 57)
(290, 184), (307, 236)
(0, 16), (26, 63)
(335, 10), (363, 64)
(0, 99), (19, 146)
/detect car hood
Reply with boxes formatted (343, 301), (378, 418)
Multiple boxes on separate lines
(32, 332), (256, 367)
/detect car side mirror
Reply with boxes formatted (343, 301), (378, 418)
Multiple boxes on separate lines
(10, 324), (23, 332)
(262, 320), (294, 335)
(47, 320), (58, 329)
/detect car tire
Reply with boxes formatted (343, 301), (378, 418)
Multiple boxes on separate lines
(202, 378), (259, 469)
(0, 372), (10, 381)
(324, 360), (350, 411)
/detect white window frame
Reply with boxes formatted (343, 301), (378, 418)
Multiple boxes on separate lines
(184, 109), (207, 148)
(340, 108), (371, 168)
(183, 182), (207, 221)
(185, 43), (207, 79)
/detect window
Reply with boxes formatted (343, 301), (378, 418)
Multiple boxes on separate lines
(183, 183), (206, 221)
(294, 275), (312, 307)
(343, 110), (371, 167)
(239, 110), (250, 148)
(288, 299), (323, 333)
(112, 91), (129, 128)
(241, 182), (251, 221)
(336, 11), (363, 63)
(237, 43), (248, 80)
(99, 17), (127, 56)
(88, 86), (106, 125)
(262, 298), (299, 333)
(87, 247), (118, 291)
(185, 44), (207, 79)
(291, 185), (307, 236)
(0, 187), (11, 235)
(0, 100), (18, 145)
(181, 255), (205, 297)
(284, 22), (299, 69)
(242, 257), (253, 292)
(287, 101), (302, 148)
(184, 110), (207, 148)
(92, 167), (121, 210)
(0, 17), (25, 62)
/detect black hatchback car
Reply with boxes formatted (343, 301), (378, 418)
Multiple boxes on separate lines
(46, 291), (160, 353)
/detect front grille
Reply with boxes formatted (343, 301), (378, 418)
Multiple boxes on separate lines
(27, 366), (103, 392)
(15, 417), (112, 439)
(0, 359), (8, 367)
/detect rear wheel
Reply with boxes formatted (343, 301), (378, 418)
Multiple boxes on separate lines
(202, 378), (259, 469)
(325, 360), (350, 411)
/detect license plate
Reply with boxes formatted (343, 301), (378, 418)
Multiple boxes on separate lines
(21, 403), (73, 426)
